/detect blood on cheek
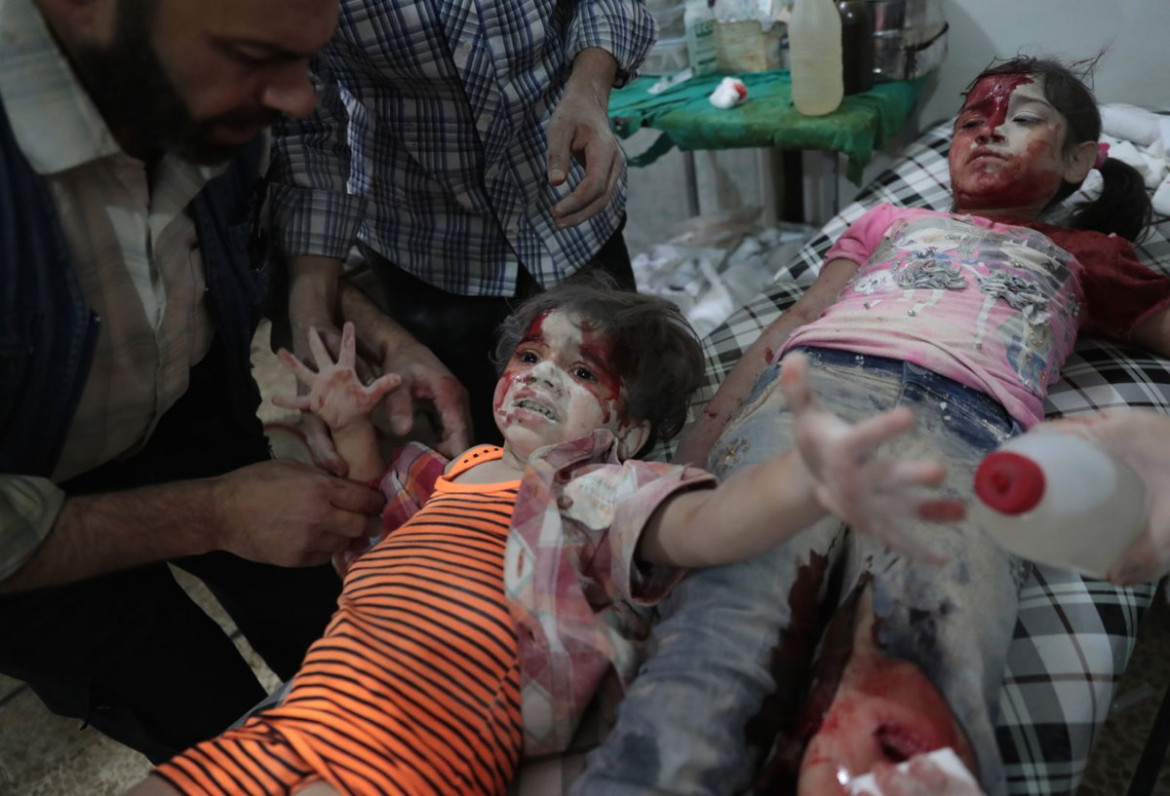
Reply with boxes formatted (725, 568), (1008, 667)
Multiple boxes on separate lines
(493, 369), (525, 417)
(956, 138), (1064, 207)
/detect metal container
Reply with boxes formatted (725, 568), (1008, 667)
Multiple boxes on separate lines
(868, 0), (947, 81)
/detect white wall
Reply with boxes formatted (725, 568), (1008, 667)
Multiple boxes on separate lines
(920, 0), (1170, 127)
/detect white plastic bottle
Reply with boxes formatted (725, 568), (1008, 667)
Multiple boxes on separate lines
(788, 0), (843, 115)
(684, 0), (718, 77)
(972, 431), (1148, 579)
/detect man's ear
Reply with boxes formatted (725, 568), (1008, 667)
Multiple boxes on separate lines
(616, 420), (652, 460)
(1063, 140), (1098, 185)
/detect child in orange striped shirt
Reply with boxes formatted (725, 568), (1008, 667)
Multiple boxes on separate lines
(129, 278), (959, 796)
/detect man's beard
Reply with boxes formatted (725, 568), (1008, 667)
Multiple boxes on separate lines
(71, 0), (278, 165)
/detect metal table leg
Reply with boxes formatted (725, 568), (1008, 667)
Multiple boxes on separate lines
(683, 149), (700, 217)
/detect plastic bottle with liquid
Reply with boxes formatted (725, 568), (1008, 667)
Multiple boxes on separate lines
(972, 431), (1148, 579)
(684, 0), (718, 77)
(788, 0), (843, 115)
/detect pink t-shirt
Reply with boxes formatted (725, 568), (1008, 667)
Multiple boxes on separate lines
(782, 205), (1170, 427)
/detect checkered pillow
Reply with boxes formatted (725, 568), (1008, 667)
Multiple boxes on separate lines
(674, 119), (1169, 795)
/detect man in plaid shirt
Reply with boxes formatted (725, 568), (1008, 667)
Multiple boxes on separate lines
(269, 0), (657, 455)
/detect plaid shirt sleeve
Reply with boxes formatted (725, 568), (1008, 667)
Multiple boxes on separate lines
(597, 459), (716, 604)
(268, 53), (368, 260)
(565, 0), (657, 86)
(0, 475), (65, 584)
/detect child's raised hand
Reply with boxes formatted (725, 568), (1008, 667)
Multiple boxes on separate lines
(274, 322), (403, 433)
(780, 352), (963, 564)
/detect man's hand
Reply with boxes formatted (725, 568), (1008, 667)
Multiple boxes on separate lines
(2, 461), (386, 593)
(211, 458), (384, 567)
(340, 283), (473, 457)
(378, 337), (472, 458)
(1033, 409), (1170, 586)
(780, 352), (964, 564)
(274, 322), (402, 432)
(548, 48), (623, 228)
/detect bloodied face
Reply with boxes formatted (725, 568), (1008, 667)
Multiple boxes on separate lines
(949, 74), (1091, 218)
(492, 310), (647, 463)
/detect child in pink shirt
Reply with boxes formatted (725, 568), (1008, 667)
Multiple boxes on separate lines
(576, 56), (1170, 796)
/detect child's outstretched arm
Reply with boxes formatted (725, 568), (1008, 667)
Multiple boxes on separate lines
(640, 352), (962, 568)
(675, 258), (859, 466)
(274, 322), (403, 482)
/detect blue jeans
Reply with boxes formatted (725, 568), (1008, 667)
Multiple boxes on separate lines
(570, 348), (1026, 796)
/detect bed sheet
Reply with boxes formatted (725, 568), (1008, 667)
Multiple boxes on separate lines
(661, 118), (1170, 795)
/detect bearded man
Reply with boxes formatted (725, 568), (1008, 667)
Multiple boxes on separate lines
(0, 0), (405, 762)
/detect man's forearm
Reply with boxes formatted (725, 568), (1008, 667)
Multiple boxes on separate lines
(566, 47), (619, 105)
(288, 255), (345, 328)
(0, 480), (218, 593)
(339, 282), (419, 362)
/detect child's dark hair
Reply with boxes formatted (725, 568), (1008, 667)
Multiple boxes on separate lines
(493, 274), (706, 457)
(966, 56), (1152, 241)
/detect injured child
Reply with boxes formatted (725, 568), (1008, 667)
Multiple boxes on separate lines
(569, 56), (1170, 796)
(127, 277), (959, 795)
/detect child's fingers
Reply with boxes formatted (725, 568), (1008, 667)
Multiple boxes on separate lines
(271, 393), (311, 411)
(879, 458), (947, 488)
(277, 348), (318, 385)
(843, 406), (917, 456)
(366, 372), (404, 402)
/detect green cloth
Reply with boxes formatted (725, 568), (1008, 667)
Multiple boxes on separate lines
(608, 70), (927, 184)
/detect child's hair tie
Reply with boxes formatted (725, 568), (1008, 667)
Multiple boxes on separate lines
(1095, 142), (1110, 169)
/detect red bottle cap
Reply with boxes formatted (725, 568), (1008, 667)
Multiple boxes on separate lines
(974, 451), (1046, 515)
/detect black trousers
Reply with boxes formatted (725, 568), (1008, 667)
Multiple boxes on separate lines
(365, 224), (635, 444)
(0, 340), (341, 763)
